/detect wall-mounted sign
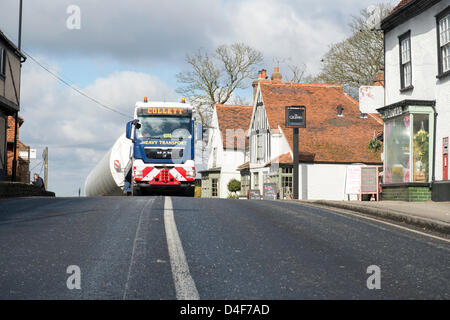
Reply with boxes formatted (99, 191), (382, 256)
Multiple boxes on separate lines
(379, 106), (403, 120)
(248, 189), (261, 200)
(285, 106), (306, 128)
(19, 151), (29, 159)
(136, 107), (191, 116)
(359, 86), (384, 114)
(263, 183), (277, 200)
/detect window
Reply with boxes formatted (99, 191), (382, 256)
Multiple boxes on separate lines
(0, 48), (6, 77)
(399, 31), (412, 90)
(212, 147), (217, 168)
(253, 172), (259, 188)
(384, 110), (433, 184)
(337, 104), (344, 117)
(211, 178), (218, 197)
(437, 7), (450, 77)
(282, 167), (293, 174)
(257, 134), (264, 161)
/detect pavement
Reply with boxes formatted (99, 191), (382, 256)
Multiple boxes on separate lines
(0, 196), (449, 299)
(299, 200), (450, 234)
(0, 181), (55, 198)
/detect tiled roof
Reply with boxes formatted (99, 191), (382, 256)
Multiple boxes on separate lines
(216, 104), (253, 150)
(237, 161), (250, 170)
(392, 0), (413, 12)
(259, 82), (383, 164)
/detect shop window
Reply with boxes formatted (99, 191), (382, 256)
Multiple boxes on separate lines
(413, 114), (430, 182)
(385, 115), (411, 183)
(384, 112), (432, 184)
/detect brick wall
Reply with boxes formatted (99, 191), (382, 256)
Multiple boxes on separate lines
(382, 185), (431, 201)
(6, 115), (29, 181)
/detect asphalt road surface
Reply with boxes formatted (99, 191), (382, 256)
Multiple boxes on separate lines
(0, 196), (449, 299)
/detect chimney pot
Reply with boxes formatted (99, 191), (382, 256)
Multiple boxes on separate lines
(261, 69), (267, 79)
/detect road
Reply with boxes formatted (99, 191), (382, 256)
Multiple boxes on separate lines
(0, 196), (449, 299)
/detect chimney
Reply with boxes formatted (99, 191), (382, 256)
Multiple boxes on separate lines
(252, 70), (262, 102)
(271, 67), (282, 82)
(252, 69), (272, 103)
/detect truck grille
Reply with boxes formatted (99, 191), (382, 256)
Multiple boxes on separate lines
(145, 148), (183, 160)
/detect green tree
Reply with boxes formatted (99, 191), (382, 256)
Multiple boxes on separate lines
(227, 179), (241, 198)
(314, 4), (392, 98)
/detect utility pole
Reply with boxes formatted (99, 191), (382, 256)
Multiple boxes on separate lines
(18, 0), (23, 51)
(12, 0), (24, 182)
(43, 147), (48, 189)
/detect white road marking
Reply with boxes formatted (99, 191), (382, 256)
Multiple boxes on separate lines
(123, 199), (154, 299)
(164, 196), (199, 300)
(300, 202), (450, 244)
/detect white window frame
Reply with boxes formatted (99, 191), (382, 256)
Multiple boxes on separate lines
(438, 13), (450, 74)
(399, 32), (412, 89)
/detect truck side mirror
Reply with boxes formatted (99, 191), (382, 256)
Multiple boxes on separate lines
(126, 121), (133, 140)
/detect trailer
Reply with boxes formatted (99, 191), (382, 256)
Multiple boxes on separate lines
(84, 133), (132, 197)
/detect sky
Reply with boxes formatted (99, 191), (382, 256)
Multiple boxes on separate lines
(0, 0), (399, 196)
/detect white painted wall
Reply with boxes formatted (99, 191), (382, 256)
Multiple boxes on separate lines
(384, 1), (450, 181)
(219, 149), (246, 198)
(298, 163), (351, 201)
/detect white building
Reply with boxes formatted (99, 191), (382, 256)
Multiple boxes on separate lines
(200, 104), (252, 198)
(378, 0), (450, 201)
(244, 68), (383, 200)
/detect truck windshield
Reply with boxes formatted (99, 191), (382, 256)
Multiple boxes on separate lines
(137, 116), (192, 139)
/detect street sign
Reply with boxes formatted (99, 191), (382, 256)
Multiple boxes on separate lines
(360, 166), (380, 200)
(19, 151), (29, 159)
(345, 165), (362, 195)
(263, 183), (277, 200)
(285, 106), (306, 200)
(248, 189), (261, 200)
(285, 106), (306, 128)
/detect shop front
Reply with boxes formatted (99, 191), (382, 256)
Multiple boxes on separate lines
(378, 100), (436, 201)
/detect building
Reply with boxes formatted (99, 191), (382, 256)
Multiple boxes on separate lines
(6, 115), (29, 182)
(245, 68), (383, 200)
(377, 0), (450, 201)
(0, 30), (26, 180)
(200, 104), (253, 198)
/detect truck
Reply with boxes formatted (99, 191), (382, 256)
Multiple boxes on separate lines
(85, 97), (201, 197)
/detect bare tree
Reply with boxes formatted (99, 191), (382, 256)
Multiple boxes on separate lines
(176, 43), (263, 125)
(314, 4), (392, 98)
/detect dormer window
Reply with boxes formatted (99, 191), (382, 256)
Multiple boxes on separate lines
(337, 105), (344, 117)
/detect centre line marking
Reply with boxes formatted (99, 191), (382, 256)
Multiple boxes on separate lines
(164, 196), (199, 300)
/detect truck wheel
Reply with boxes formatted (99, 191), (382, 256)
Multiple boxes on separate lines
(183, 186), (195, 197)
(132, 185), (141, 196)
